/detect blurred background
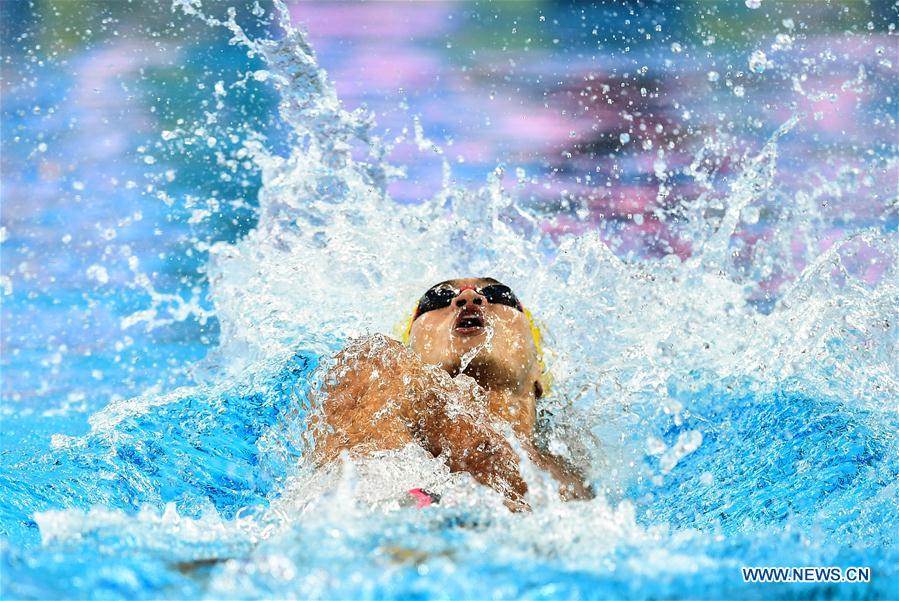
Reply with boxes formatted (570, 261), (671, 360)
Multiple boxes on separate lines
(2, 0), (896, 442)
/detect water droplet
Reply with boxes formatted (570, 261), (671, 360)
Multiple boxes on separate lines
(733, 85), (746, 97)
(774, 33), (793, 50)
(670, 42), (682, 54)
(707, 70), (720, 82)
(749, 50), (768, 73)
(646, 436), (666, 455)
(619, 132), (631, 144)
(742, 206), (760, 225)
(745, 0), (761, 8)
(86, 264), (109, 285)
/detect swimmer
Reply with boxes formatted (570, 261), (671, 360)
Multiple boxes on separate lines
(309, 277), (593, 510)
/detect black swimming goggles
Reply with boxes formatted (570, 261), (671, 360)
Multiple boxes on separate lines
(413, 281), (524, 321)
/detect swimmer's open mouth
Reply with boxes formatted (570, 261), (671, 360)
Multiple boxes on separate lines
(453, 308), (486, 335)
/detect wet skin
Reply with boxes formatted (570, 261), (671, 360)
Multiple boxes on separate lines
(311, 278), (592, 509)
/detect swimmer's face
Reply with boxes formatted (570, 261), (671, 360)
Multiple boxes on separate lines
(408, 278), (542, 398)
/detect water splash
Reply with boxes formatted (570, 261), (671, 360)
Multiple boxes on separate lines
(170, 0), (898, 509)
(174, 0), (899, 515)
(2, 1), (897, 598)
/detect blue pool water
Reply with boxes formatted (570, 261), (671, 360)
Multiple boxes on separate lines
(2, 1), (897, 599)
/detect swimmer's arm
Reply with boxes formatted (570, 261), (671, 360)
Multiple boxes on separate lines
(309, 336), (550, 509)
(421, 409), (592, 504)
(411, 378), (530, 510)
(521, 443), (594, 501)
(309, 335), (420, 464)
(307, 334), (523, 505)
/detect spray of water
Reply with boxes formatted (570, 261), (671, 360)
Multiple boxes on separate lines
(14, 2), (895, 597)
(457, 320), (496, 375)
(162, 0), (898, 489)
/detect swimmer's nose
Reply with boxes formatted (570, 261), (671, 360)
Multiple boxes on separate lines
(454, 288), (484, 308)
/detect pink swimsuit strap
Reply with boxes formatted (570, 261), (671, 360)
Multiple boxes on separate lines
(407, 488), (440, 508)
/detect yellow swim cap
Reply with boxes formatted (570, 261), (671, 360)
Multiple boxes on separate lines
(397, 306), (416, 345)
(524, 306), (552, 395)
